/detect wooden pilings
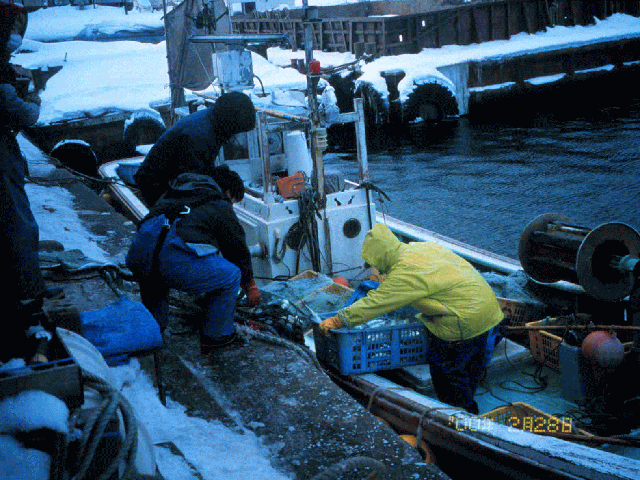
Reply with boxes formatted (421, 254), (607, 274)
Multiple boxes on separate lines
(231, 0), (640, 56)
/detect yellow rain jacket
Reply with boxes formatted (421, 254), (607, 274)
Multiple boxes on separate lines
(338, 224), (503, 342)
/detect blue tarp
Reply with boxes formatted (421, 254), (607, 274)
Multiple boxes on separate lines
(80, 297), (162, 365)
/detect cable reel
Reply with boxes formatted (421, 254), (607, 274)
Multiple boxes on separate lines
(518, 213), (640, 301)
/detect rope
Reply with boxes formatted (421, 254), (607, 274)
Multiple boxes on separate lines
(297, 188), (322, 272)
(236, 324), (324, 372)
(365, 385), (414, 413)
(71, 372), (139, 480)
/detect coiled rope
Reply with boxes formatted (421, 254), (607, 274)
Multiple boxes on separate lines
(71, 372), (139, 480)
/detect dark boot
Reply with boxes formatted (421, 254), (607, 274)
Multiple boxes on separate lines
(200, 331), (246, 354)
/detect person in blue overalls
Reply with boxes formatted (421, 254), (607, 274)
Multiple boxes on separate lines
(126, 167), (261, 353)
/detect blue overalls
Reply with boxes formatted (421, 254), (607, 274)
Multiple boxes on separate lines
(126, 214), (241, 340)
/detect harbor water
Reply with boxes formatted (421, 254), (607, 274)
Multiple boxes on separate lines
(325, 91), (640, 261)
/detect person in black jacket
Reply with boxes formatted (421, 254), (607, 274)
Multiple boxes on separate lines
(133, 91), (256, 207)
(0, 0), (60, 364)
(126, 166), (261, 352)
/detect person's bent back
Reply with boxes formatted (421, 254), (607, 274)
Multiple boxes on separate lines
(134, 91), (256, 206)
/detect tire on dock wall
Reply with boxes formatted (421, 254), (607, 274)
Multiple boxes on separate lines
(402, 83), (459, 123)
(123, 109), (167, 155)
(50, 139), (98, 178)
(327, 73), (388, 128)
(326, 72), (359, 114)
(354, 81), (387, 127)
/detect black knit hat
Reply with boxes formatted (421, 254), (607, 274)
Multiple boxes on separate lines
(213, 91), (256, 138)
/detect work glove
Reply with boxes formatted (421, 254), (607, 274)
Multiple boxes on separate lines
(24, 91), (41, 106)
(319, 315), (345, 336)
(369, 267), (386, 283)
(242, 278), (261, 307)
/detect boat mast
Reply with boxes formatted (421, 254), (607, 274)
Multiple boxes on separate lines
(302, 1), (326, 208)
(162, 0), (185, 126)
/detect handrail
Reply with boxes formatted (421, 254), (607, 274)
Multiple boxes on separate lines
(192, 91), (310, 123)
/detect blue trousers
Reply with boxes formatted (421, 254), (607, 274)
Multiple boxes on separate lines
(425, 329), (490, 414)
(126, 215), (241, 340)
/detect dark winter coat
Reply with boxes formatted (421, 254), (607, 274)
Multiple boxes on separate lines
(133, 92), (256, 206)
(144, 173), (254, 287)
(0, 2), (45, 301)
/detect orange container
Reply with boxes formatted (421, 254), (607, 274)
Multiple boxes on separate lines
(276, 171), (306, 198)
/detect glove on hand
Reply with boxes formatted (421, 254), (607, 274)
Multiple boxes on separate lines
(243, 278), (261, 307)
(319, 315), (345, 336)
(24, 91), (41, 106)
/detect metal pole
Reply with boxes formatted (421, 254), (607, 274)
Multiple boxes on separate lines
(258, 111), (274, 205)
(162, 0), (185, 126)
(302, 1), (325, 208)
(354, 98), (369, 184)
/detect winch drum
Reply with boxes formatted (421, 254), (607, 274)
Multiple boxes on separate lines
(518, 213), (640, 301)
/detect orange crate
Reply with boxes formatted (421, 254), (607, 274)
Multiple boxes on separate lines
(527, 316), (635, 372)
(526, 318), (565, 371)
(497, 297), (546, 328)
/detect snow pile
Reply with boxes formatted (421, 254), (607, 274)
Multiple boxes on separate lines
(17, 39), (171, 125)
(26, 183), (111, 262)
(0, 436), (51, 480)
(25, 5), (163, 42)
(0, 390), (69, 434)
(0, 391), (70, 480)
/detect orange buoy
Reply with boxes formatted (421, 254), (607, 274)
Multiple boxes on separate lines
(333, 276), (349, 287)
(582, 330), (625, 367)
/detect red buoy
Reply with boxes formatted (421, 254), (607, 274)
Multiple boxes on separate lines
(581, 330), (625, 367)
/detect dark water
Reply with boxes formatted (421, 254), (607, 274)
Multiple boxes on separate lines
(325, 94), (640, 261)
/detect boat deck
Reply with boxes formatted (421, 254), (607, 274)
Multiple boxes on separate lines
(372, 337), (640, 462)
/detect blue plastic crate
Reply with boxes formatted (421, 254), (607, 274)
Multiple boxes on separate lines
(312, 317), (428, 375)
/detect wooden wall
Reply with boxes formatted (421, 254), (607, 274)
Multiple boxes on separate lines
(231, 0), (640, 56)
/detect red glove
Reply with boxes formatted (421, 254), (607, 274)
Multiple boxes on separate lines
(319, 315), (345, 336)
(243, 278), (261, 307)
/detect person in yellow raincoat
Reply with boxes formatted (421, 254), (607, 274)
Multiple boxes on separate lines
(319, 223), (504, 414)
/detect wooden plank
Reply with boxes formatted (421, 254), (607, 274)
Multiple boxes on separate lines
(507, 1), (523, 37)
(523, 0), (540, 33)
(437, 12), (457, 46)
(457, 9), (475, 45)
(490, 3), (508, 40)
(473, 5), (492, 43)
